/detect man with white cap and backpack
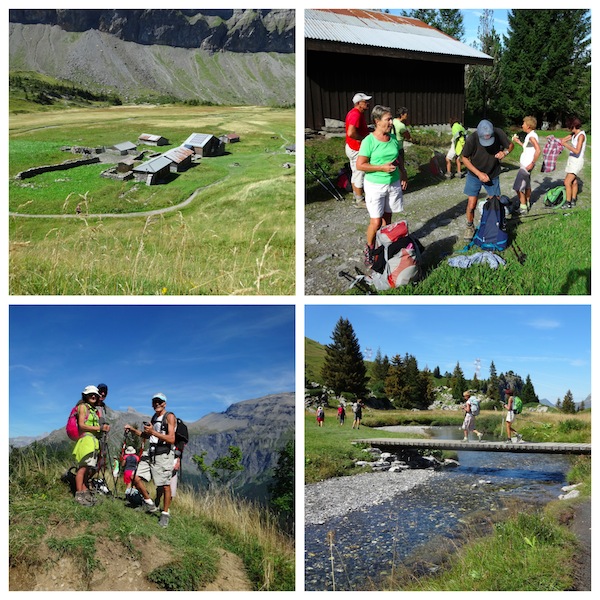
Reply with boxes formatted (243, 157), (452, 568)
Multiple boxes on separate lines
(345, 92), (372, 207)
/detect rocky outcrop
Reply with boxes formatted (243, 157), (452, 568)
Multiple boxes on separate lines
(9, 9), (295, 53)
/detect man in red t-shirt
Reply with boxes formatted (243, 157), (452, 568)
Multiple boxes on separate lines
(345, 92), (371, 207)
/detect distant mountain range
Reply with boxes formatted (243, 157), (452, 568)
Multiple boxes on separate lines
(10, 392), (294, 501)
(9, 9), (295, 106)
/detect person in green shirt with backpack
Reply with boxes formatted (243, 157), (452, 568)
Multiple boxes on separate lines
(503, 388), (523, 443)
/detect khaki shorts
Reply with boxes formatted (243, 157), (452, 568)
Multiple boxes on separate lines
(136, 450), (174, 487)
(345, 144), (365, 189)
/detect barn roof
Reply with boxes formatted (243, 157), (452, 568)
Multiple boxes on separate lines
(183, 133), (216, 148)
(305, 9), (493, 64)
(112, 141), (137, 152)
(163, 146), (194, 164)
(138, 133), (166, 142)
(133, 155), (172, 173)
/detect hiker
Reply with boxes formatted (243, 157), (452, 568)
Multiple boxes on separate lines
(337, 403), (346, 426)
(392, 107), (412, 160)
(461, 391), (484, 442)
(460, 119), (514, 241)
(511, 116), (541, 214)
(503, 388), (522, 443)
(352, 400), (364, 429)
(121, 445), (139, 496)
(560, 117), (587, 208)
(356, 104), (408, 266)
(97, 383), (108, 408)
(316, 405), (325, 427)
(345, 92), (372, 207)
(124, 392), (176, 527)
(445, 117), (467, 179)
(72, 385), (111, 506)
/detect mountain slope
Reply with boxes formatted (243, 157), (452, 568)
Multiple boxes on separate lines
(9, 9), (295, 106)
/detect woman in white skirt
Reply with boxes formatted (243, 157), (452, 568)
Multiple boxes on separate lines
(357, 105), (408, 265)
(560, 117), (586, 208)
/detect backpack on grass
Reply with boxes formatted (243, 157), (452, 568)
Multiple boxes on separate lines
(469, 397), (481, 417)
(543, 186), (567, 208)
(513, 396), (523, 414)
(467, 196), (508, 252)
(369, 221), (423, 290)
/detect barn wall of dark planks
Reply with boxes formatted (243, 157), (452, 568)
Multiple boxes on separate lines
(306, 42), (491, 130)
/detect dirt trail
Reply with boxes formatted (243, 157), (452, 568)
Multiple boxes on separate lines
(305, 163), (564, 295)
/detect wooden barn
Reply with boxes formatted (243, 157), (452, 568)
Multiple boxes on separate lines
(183, 133), (225, 157)
(163, 146), (194, 173)
(138, 133), (169, 146)
(132, 155), (172, 185)
(305, 9), (494, 130)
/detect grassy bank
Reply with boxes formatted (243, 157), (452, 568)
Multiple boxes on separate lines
(9, 104), (295, 295)
(9, 444), (294, 591)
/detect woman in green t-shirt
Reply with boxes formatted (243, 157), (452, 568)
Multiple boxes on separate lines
(357, 105), (408, 265)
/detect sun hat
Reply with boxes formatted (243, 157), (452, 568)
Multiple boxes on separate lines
(125, 446), (136, 455)
(82, 385), (100, 396)
(352, 92), (372, 104)
(477, 119), (495, 147)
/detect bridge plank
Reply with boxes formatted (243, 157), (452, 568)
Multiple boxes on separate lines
(354, 438), (591, 455)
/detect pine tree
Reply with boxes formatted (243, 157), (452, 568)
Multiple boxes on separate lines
(432, 365), (441, 379)
(321, 317), (368, 398)
(371, 348), (390, 388)
(451, 362), (467, 400)
(520, 374), (539, 404)
(561, 390), (576, 414)
(486, 360), (501, 402)
(499, 9), (591, 125)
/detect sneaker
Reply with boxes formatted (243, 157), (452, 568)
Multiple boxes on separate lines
(459, 172), (466, 179)
(461, 437), (469, 442)
(354, 199), (366, 209)
(564, 202), (573, 209)
(504, 438), (513, 444)
(463, 223), (475, 241)
(519, 205), (528, 215)
(158, 511), (170, 528)
(516, 434), (523, 443)
(445, 172), (453, 179)
(363, 245), (374, 267)
(143, 499), (159, 514)
(476, 432), (484, 442)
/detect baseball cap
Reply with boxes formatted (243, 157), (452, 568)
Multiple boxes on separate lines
(152, 392), (167, 403)
(97, 383), (108, 394)
(352, 92), (372, 104)
(477, 119), (495, 146)
(82, 385), (100, 396)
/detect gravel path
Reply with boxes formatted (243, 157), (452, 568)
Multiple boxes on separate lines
(305, 158), (564, 295)
(305, 469), (438, 525)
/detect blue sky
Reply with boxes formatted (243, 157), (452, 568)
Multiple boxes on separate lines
(9, 305), (295, 438)
(305, 305), (590, 405)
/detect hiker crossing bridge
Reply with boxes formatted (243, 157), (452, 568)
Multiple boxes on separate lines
(355, 438), (591, 456)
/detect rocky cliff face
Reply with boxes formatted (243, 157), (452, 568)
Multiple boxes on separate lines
(9, 9), (295, 53)
(9, 9), (295, 105)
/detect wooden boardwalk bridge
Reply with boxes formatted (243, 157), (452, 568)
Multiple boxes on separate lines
(355, 438), (591, 456)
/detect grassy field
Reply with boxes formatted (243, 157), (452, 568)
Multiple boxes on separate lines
(306, 129), (591, 295)
(9, 104), (295, 295)
(9, 443), (294, 591)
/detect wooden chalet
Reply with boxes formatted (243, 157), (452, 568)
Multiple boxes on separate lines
(163, 146), (194, 172)
(183, 133), (225, 157)
(138, 133), (169, 146)
(305, 9), (494, 130)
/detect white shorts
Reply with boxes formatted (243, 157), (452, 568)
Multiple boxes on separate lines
(446, 143), (458, 161)
(345, 144), (365, 189)
(506, 410), (515, 423)
(566, 155), (584, 175)
(364, 178), (404, 218)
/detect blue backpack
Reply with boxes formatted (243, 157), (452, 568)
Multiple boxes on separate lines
(468, 196), (508, 252)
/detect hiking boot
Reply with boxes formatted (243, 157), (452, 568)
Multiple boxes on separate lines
(463, 222), (475, 241)
(159, 511), (170, 528)
(143, 499), (159, 514)
(516, 434), (523, 443)
(363, 245), (374, 267)
(445, 172), (453, 179)
(354, 198), (366, 208)
(459, 172), (466, 179)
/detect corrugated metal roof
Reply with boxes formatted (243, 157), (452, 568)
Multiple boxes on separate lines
(138, 133), (165, 142)
(133, 155), (172, 173)
(112, 141), (137, 151)
(183, 133), (215, 148)
(163, 146), (194, 163)
(305, 9), (492, 62)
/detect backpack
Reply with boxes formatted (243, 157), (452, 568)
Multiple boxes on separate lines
(66, 403), (101, 441)
(455, 130), (466, 156)
(543, 186), (567, 208)
(336, 164), (353, 193)
(152, 411), (189, 453)
(469, 196), (508, 252)
(469, 397), (480, 417)
(513, 396), (523, 414)
(368, 221), (422, 290)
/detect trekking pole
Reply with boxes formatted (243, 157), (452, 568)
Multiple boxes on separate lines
(306, 166), (344, 201)
(316, 163), (345, 201)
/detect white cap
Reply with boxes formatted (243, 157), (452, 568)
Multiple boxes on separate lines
(82, 385), (100, 396)
(352, 92), (372, 104)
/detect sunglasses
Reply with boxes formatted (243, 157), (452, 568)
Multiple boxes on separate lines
(87, 393), (99, 399)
